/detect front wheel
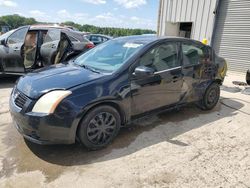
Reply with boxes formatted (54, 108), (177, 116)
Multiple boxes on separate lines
(78, 105), (121, 150)
(198, 82), (220, 110)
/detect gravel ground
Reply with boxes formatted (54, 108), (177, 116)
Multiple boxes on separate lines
(0, 72), (249, 188)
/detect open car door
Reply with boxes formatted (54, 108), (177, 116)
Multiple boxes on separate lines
(40, 29), (72, 66)
(0, 26), (29, 73)
(40, 29), (60, 66)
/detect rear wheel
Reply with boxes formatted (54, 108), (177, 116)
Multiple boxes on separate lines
(78, 105), (121, 150)
(198, 82), (220, 110)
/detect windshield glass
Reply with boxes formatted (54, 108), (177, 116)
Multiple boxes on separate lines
(74, 39), (144, 73)
(0, 29), (15, 41)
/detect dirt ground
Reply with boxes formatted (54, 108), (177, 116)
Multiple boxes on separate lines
(0, 72), (249, 188)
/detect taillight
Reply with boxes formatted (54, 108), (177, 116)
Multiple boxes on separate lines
(86, 43), (95, 49)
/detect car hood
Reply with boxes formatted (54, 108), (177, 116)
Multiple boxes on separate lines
(16, 63), (105, 99)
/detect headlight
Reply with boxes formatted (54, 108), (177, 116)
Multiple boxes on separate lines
(32, 90), (72, 114)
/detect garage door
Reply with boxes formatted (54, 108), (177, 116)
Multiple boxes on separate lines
(213, 0), (250, 72)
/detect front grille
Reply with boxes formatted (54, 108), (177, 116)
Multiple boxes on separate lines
(13, 89), (28, 109)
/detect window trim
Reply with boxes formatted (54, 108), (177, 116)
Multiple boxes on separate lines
(154, 66), (182, 75)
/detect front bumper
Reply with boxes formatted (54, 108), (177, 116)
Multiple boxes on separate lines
(9, 92), (76, 145)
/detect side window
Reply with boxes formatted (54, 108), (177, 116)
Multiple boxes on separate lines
(91, 36), (102, 42)
(139, 43), (179, 72)
(182, 43), (208, 65)
(68, 35), (79, 42)
(7, 28), (27, 45)
(82, 37), (90, 43)
(44, 29), (60, 43)
(102, 37), (108, 42)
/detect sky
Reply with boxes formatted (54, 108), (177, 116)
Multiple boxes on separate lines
(0, 0), (159, 30)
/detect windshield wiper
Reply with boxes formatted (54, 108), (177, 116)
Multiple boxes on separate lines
(81, 65), (101, 74)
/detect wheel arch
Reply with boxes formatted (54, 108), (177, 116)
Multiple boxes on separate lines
(214, 78), (223, 86)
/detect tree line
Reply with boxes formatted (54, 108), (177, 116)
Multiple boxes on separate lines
(0, 14), (156, 36)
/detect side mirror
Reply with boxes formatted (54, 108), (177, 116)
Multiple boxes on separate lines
(133, 65), (155, 77)
(0, 39), (6, 46)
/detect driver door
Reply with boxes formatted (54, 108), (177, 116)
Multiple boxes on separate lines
(131, 42), (183, 116)
(0, 26), (29, 73)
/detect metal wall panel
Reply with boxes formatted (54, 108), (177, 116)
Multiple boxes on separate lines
(213, 0), (250, 72)
(158, 0), (218, 43)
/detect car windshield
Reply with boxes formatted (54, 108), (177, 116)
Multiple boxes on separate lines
(0, 29), (15, 40)
(74, 39), (145, 73)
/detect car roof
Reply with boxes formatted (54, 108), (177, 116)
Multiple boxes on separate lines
(29, 24), (73, 31)
(26, 25), (88, 42)
(113, 35), (205, 45)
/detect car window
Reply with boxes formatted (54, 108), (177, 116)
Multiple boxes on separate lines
(91, 36), (102, 42)
(182, 43), (208, 65)
(139, 43), (179, 72)
(82, 37), (90, 43)
(68, 35), (79, 42)
(74, 40), (145, 73)
(44, 29), (60, 43)
(102, 37), (108, 42)
(7, 28), (27, 45)
(0, 29), (15, 41)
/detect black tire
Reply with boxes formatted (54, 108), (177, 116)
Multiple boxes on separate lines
(198, 82), (220, 110)
(246, 70), (250, 85)
(78, 105), (121, 150)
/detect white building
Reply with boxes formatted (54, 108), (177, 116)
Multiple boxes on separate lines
(158, 0), (250, 72)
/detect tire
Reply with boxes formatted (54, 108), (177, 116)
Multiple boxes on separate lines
(246, 70), (250, 85)
(78, 105), (121, 150)
(198, 82), (220, 110)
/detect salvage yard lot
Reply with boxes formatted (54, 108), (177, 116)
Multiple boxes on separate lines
(0, 72), (249, 187)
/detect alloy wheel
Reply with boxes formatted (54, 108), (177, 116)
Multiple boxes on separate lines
(86, 112), (117, 145)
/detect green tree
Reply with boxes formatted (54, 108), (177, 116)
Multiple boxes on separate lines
(0, 15), (156, 37)
(0, 14), (37, 29)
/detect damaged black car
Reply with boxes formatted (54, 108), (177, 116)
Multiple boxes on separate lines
(10, 36), (227, 150)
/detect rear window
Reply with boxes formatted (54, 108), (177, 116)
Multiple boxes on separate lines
(68, 35), (79, 42)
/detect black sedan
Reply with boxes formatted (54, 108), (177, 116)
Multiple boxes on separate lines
(0, 25), (94, 75)
(9, 36), (227, 150)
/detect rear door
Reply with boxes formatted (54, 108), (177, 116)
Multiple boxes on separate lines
(181, 41), (211, 101)
(40, 29), (61, 66)
(0, 26), (29, 73)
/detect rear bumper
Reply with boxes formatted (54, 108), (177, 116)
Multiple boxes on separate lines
(9, 95), (76, 145)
